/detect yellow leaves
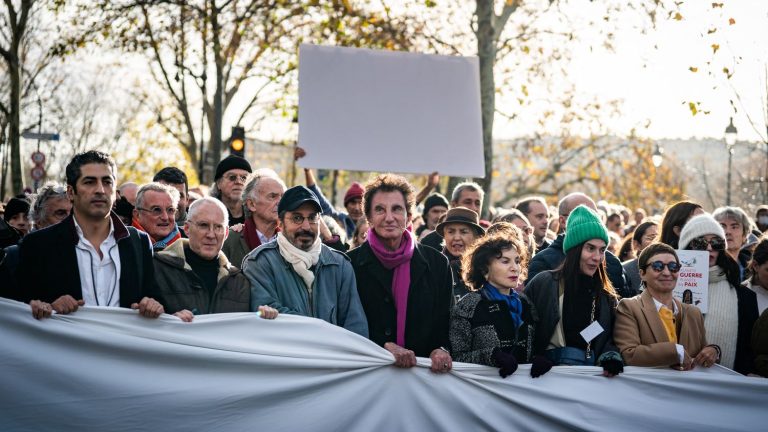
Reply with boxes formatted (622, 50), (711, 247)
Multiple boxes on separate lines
(711, 43), (720, 54)
(673, 12), (683, 21)
(689, 66), (698, 73)
(728, 18), (736, 25)
(492, 170), (501, 178)
(521, 45), (530, 54)
(712, 2), (723, 8)
(689, 102), (698, 116)
(723, 67), (733, 79)
(707, 28), (717, 34)
(521, 84), (529, 97)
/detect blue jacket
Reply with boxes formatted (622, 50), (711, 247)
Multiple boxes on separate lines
(242, 240), (368, 337)
(307, 184), (356, 238)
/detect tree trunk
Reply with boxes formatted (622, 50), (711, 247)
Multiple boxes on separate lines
(210, 4), (223, 173)
(475, 0), (496, 219)
(9, 55), (22, 194)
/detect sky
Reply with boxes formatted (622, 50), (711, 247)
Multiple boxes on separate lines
(491, 0), (768, 143)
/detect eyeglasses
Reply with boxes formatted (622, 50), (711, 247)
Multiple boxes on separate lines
(189, 220), (226, 234)
(645, 261), (681, 273)
(225, 174), (248, 183)
(687, 237), (725, 251)
(289, 213), (320, 225)
(138, 206), (177, 217)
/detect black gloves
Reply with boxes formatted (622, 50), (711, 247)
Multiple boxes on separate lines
(598, 351), (624, 376)
(492, 348), (519, 378)
(530, 355), (553, 378)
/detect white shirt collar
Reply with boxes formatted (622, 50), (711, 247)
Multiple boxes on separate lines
(73, 214), (115, 242)
(652, 296), (679, 315)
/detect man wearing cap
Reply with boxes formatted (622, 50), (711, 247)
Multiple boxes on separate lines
(436, 207), (484, 301)
(416, 193), (449, 239)
(296, 149), (363, 238)
(211, 155), (252, 226)
(242, 185), (368, 336)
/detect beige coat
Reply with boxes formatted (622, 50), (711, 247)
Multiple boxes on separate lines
(615, 290), (707, 367)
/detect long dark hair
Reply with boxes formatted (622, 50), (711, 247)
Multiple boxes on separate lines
(557, 242), (617, 298)
(658, 201), (702, 249)
(749, 236), (768, 285)
(715, 250), (742, 289)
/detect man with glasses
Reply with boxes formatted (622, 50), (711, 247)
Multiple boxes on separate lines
(149, 197), (278, 322)
(242, 186), (368, 336)
(132, 182), (181, 251)
(211, 155), (252, 226)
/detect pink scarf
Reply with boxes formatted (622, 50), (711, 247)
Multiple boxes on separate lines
(367, 228), (415, 347)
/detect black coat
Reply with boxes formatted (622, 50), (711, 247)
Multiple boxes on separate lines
(16, 213), (154, 307)
(348, 241), (453, 357)
(734, 283), (759, 375)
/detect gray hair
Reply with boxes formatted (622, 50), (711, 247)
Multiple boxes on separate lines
(242, 169), (287, 218)
(451, 181), (485, 204)
(30, 182), (68, 227)
(186, 197), (229, 227)
(713, 206), (751, 237)
(136, 182), (180, 210)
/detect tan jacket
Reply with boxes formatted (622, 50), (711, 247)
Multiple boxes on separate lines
(615, 290), (707, 367)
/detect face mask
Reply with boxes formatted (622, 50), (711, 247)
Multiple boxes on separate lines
(759, 216), (768, 226)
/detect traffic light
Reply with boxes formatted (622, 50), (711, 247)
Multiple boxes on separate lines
(229, 126), (246, 157)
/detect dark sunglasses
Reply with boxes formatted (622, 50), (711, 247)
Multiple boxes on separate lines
(687, 237), (725, 251)
(646, 261), (681, 273)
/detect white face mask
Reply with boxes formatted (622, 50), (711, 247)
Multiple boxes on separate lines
(759, 216), (768, 226)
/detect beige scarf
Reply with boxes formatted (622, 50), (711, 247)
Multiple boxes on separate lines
(276, 232), (322, 291)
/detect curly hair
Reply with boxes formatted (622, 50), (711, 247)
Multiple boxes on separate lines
(461, 232), (529, 291)
(362, 173), (415, 218)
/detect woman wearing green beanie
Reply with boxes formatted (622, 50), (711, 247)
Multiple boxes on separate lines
(524, 205), (624, 376)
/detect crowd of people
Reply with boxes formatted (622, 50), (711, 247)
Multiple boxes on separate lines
(2, 148), (768, 379)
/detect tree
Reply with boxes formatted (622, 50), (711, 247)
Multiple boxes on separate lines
(70, 0), (416, 185)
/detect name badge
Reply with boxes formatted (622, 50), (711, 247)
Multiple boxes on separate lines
(580, 321), (604, 343)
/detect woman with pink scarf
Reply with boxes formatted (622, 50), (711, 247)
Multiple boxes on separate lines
(348, 174), (454, 373)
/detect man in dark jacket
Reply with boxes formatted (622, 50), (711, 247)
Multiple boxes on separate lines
(348, 174), (453, 374)
(150, 197), (277, 322)
(527, 192), (632, 298)
(19, 151), (163, 319)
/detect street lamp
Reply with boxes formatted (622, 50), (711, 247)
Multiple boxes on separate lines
(725, 117), (738, 205)
(652, 144), (663, 168)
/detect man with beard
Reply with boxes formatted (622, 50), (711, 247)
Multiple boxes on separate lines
(242, 186), (367, 336)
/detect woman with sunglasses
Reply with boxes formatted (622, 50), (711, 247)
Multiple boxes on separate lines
(615, 243), (719, 369)
(678, 214), (758, 374)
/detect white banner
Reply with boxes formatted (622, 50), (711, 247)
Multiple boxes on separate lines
(298, 44), (484, 177)
(0, 298), (765, 431)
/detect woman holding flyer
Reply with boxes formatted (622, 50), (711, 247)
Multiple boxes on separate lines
(614, 243), (719, 370)
(678, 214), (758, 375)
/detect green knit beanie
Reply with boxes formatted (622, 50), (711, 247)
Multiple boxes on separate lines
(563, 205), (609, 252)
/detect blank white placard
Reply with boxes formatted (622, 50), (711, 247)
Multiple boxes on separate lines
(298, 44), (484, 178)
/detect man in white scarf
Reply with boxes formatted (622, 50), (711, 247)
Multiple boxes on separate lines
(242, 186), (368, 337)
